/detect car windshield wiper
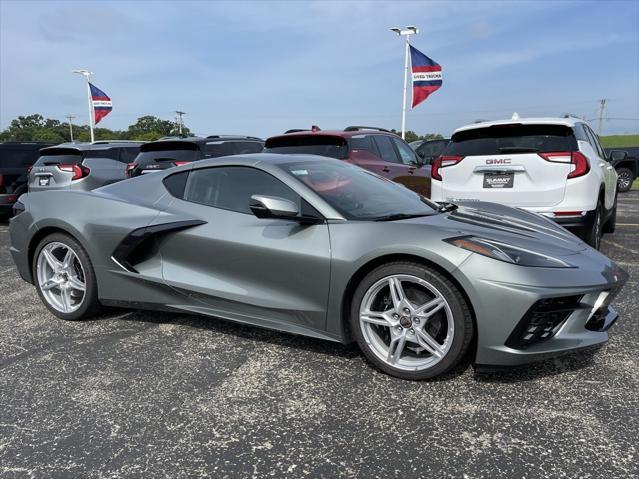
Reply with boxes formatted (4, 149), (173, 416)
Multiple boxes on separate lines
(497, 146), (539, 153)
(373, 213), (432, 222)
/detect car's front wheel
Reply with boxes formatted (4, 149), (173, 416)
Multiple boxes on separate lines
(33, 233), (100, 320)
(350, 262), (474, 380)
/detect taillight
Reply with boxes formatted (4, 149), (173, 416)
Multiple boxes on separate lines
(26, 165), (33, 174)
(125, 163), (136, 177)
(539, 151), (589, 179)
(173, 161), (190, 167)
(57, 164), (90, 181)
(432, 155), (464, 181)
(0, 174), (3, 187)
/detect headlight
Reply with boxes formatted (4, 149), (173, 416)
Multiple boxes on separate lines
(445, 236), (574, 268)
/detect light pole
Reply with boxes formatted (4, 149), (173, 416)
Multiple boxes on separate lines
(65, 115), (75, 142)
(391, 25), (418, 139)
(72, 69), (95, 142)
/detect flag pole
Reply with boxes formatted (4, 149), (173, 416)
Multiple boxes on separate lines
(401, 35), (410, 140)
(73, 69), (95, 142)
(391, 26), (418, 140)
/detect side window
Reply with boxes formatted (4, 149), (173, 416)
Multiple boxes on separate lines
(163, 171), (189, 198)
(584, 125), (606, 159)
(392, 137), (419, 165)
(573, 124), (589, 142)
(182, 166), (300, 214)
(87, 148), (116, 159)
(372, 135), (400, 163)
(348, 135), (378, 155)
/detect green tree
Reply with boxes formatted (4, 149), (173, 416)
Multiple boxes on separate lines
(389, 129), (444, 143)
(126, 115), (191, 140)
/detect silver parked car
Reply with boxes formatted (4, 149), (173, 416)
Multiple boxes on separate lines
(28, 141), (143, 192)
(10, 154), (627, 380)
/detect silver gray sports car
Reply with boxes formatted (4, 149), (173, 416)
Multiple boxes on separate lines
(9, 154), (628, 380)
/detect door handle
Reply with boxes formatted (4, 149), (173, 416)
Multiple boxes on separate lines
(382, 166), (390, 173)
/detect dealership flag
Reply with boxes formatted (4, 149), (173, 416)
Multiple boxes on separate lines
(89, 82), (112, 124)
(410, 45), (442, 108)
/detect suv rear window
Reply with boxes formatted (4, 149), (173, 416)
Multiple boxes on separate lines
(136, 141), (199, 164)
(265, 136), (348, 159)
(0, 148), (41, 168)
(34, 148), (84, 166)
(446, 124), (577, 156)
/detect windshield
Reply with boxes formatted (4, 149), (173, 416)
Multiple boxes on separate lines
(265, 135), (348, 159)
(447, 124), (577, 156)
(278, 160), (438, 220)
(34, 148), (84, 166)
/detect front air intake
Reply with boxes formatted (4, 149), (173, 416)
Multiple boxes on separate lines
(505, 295), (584, 349)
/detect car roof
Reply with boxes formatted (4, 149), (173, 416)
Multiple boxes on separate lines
(190, 152), (339, 169)
(44, 141), (144, 152)
(147, 135), (263, 146)
(266, 129), (399, 144)
(453, 117), (584, 134)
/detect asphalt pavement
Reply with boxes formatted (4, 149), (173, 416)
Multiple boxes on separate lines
(1, 192), (638, 478)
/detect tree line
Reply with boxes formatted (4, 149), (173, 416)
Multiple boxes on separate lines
(0, 114), (192, 143)
(0, 114), (442, 144)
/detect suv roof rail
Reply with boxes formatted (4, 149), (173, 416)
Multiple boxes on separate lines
(284, 129), (311, 134)
(205, 135), (262, 141)
(344, 126), (390, 133)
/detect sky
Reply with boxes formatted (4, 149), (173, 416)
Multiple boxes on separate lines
(1, 0), (638, 138)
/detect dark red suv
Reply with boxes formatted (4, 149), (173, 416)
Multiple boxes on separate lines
(264, 126), (432, 197)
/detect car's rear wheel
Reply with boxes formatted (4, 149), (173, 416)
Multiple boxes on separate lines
(33, 233), (100, 320)
(616, 167), (634, 193)
(584, 201), (603, 249)
(350, 262), (473, 380)
(603, 194), (617, 234)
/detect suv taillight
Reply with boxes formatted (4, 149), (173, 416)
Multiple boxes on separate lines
(0, 174), (3, 188)
(538, 151), (589, 179)
(57, 164), (90, 181)
(432, 155), (464, 181)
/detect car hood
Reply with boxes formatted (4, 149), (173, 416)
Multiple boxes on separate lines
(412, 200), (588, 257)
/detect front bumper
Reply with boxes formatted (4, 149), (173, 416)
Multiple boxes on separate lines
(452, 249), (628, 367)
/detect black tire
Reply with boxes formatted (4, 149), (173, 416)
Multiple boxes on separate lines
(584, 201), (603, 249)
(32, 233), (100, 320)
(616, 167), (634, 193)
(350, 261), (474, 380)
(603, 194), (617, 234)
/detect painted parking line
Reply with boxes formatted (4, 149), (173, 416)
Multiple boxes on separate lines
(602, 239), (639, 256)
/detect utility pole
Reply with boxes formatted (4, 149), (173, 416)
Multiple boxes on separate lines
(598, 99), (607, 136)
(174, 110), (186, 135)
(65, 115), (76, 142)
(391, 26), (418, 140)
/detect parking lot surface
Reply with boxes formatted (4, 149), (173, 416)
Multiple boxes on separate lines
(1, 193), (638, 478)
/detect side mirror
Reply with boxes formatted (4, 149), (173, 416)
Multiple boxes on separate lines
(250, 195), (299, 220)
(609, 150), (628, 162)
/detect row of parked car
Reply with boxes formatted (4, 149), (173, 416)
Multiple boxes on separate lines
(1, 117), (637, 249)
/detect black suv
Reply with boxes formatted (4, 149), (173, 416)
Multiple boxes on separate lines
(0, 141), (56, 217)
(126, 136), (264, 177)
(605, 146), (639, 192)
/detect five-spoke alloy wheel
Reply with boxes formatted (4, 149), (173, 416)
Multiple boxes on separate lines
(351, 262), (473, 380)
(33, 233), (100, 320)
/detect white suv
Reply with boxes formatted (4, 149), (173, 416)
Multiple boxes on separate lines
(430, 117), (618, 249)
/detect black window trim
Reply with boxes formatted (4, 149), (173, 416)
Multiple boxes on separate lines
(164, 165), (324, 220)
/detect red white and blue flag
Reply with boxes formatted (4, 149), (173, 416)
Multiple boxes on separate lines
(410, 45), (442, 108)
(90, 82), (112, 124)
